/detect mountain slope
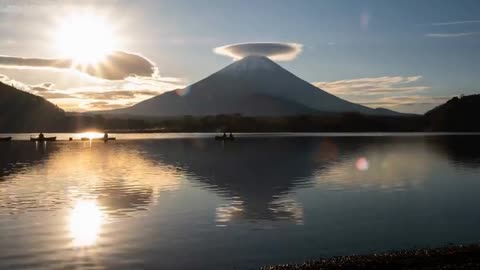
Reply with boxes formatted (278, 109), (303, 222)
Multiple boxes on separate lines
(112, 56), (401, 117)
(0, 82), (65, 132)
(425, 94), (480, 131)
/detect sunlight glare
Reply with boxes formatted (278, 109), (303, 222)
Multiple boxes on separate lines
(55, 13), (117, 64)
(69, 200), (104, 247)
(79, 132), (103, 140)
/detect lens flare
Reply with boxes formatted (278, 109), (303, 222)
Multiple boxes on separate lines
(176, 86), (191, 97)
(356, 157), (369, 171)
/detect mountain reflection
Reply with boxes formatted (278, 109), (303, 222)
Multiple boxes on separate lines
(134, 138), (364, 224)
(428, 136), (480, 168)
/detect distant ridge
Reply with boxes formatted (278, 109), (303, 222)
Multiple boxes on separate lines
(108, 56), (404, 117)
(0, 82), (65, 132)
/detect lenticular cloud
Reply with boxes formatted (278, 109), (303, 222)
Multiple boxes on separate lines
(214, 42), (303, 61)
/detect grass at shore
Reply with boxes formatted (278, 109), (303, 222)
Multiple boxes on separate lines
(261, 244), (480, 270)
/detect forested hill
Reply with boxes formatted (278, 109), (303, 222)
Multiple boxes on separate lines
(425, 94), (480, 131)
(0, 82), (65, 132)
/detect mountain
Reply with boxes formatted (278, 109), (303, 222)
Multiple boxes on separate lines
(0, 82), (65, 132)
(110, 56), (401, 117)
(425, 94), (480, 131)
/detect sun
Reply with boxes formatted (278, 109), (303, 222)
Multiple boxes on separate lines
(55, 13), (117, 64)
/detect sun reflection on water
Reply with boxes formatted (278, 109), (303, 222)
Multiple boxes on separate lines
(78, 132), (103, 140)
(69, 200), (104, 247)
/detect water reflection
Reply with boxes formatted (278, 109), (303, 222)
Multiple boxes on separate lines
(1, 136), (480, 224)
(0, 142), (180, 217)
(315, 138), (436, 190)
(1, 135), (480, 270)
(134, 138), (322, 224)
(216, 196), (304, 225)
(0, 142), (56, 180)
(69, 200), (104, 247)
(428, 136), (480, 168)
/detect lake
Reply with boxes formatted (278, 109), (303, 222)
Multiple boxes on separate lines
(1, 134), (480, 269)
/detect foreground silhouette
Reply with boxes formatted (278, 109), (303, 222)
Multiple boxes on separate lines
(30, 133), (57, 142)
(0, 136), (12, 141)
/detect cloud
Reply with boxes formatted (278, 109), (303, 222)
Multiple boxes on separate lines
(426, 32), (480, 38)
(36, 91), (75, 99)
(430, 20), (480, 26)
(76, 90), (161, 100)
(354, 95), (451, 114)
(357, 96), (450, 107)
(85, 101), (133, 111)
(351, 95), (451, 114)
(1, 57), (186, 111)
(0, 73), (31, 91)
(214, 42), (303, 61)
(0, 51), (157, 80)
(0, 73), (75, 99)
(313, 76), (442, 113)
(313, 76), (429, 96)
(30, 82), (55, 92)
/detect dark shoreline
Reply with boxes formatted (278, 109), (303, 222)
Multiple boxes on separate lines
(261, 244), (480, 270)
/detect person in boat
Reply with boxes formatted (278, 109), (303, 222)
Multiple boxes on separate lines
(229, 132), (234, 139)
(103, 132), (109, 140)
(38, 133), (45, 140)
(222, 132), (227, 139)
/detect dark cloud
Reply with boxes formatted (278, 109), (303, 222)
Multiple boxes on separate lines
(30, 82), (55, 92)
(41, 82), (54, 88)
(31, 86), (50, 92)
(76, 90), (160, 100)
(214, 42), (303, 61)
(0, 51), (156, 80)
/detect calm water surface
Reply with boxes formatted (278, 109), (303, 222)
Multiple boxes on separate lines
(1, 134), (480, 269)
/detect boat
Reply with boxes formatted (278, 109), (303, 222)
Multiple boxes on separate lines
(80, 137), (116, 141)
(0, 137), (12, 142)
(215, 136), (235, 141)
(30, 137), (56, 142)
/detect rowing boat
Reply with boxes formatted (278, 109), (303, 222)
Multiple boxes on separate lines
(80, 137), (116, 141)
(30, 137), (56, 142)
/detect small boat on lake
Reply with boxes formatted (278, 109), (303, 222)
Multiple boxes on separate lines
(30, 136), (56, 142)
(80, 137), (116, 141)
(215, 136), (235, 141)
(215, 133), (235, 141)
(0, 137), (12, 142)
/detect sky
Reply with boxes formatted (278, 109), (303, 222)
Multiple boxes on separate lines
(0, 0), (479, 113)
